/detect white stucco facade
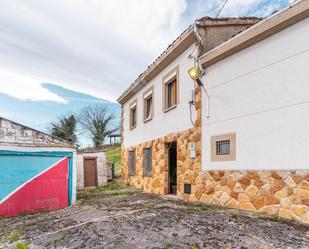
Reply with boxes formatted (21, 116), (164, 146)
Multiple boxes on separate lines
(123, 45), (197, 148)
(202, 18), (309, 171)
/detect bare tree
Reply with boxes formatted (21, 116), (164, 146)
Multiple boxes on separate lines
(78, 104), (118, 147)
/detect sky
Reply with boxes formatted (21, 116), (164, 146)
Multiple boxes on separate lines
(0, 0), (293, 146)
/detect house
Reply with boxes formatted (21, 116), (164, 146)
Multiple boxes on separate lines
(0, 117), (76, 217)
(118, 0), (309, 224)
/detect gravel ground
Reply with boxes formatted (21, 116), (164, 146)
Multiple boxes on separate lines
(0, 185), (308, 249)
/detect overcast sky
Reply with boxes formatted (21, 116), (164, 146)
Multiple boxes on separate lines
(0, 0), (292, 104)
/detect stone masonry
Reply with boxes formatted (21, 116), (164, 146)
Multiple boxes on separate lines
(121, 86), (309, 224)
(0, 117), (71, 147)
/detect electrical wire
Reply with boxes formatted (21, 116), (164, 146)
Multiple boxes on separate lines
(216, 0), (229, 18)
(189, 102), (195, 126)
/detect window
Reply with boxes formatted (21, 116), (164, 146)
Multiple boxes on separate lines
(165, 77), (177, 109)
(143, 148), (152, 176)
(163, 66), (179, 112)
(129, 101), (137, 129)
(143, 86), (154, 122)
(211, 133), (236, 161)
(128, 151), (136, 176)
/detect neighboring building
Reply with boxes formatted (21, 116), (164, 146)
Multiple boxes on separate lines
(0, 117), (76, 217)
(76, 148), (107, 189)
(118, 0), (309, 223)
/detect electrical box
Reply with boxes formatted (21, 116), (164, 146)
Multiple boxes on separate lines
(189, 142), (196, 159)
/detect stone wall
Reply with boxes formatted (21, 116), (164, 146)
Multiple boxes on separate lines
(121, 86), (309, 224)
(0, 117), (71, 147)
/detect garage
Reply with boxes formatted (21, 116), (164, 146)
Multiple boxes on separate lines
(0, 117), (76, 217)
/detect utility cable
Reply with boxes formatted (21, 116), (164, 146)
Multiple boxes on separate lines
(216, 0), (229, 17)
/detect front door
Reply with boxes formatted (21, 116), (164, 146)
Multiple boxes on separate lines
(84, 158), (97, 187)
(168, 142), (177, 194)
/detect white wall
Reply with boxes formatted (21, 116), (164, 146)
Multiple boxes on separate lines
(123, 45), (197, 148)
(202, 18), (309, 171)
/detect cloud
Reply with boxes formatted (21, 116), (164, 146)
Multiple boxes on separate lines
(0, 0), (187, 102)
(0, 69), (67, 103)
(0, 0), (290, 103)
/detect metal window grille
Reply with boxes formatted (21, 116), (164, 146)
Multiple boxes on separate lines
(128, 151), (136, 176)
(216, 140), (230, 155)
(143, 148), (152, 176)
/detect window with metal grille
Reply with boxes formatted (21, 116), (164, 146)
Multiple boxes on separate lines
(216, 140), (230, 155)
(143, 148), (152, 176)
(128, 151), (136, 176)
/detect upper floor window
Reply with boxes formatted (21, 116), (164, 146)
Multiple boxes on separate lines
(163, 65), (179, 112)
(129, 100), (137, 129)
(143, 86), (154, 122)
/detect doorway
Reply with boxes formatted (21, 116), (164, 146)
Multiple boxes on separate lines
(168, 141), (177, 195)
(84, 157), (98, 187)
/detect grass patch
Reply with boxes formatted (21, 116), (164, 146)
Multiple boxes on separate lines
(106, 146), (121, 177)
(7, 229), (21, 242)
(77, 181), (132, 200)
(15, 242), (29, 249)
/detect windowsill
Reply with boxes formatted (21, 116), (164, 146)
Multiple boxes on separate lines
(143, 117), (153, 123)
(143, 173), (152, 177)
(163, 104), (177, 113)
(129, 125), (136, 130)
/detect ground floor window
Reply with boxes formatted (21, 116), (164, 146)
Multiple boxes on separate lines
(128, 151), (136, 175)
(143, 148), (152, 176)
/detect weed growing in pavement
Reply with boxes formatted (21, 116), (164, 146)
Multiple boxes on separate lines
(7, 229), (21, 242)
(15, 242), (29, 249)
(109, 239), (121, 246)
(272, 215), (280, 222)
(191, 243), (199, 249)
(163, 242), (174, 249)
(143, 203), (156, 210)
(200, 204), (210, 212)
(187, 203), (198, 211)
(253, 212), (261, 219)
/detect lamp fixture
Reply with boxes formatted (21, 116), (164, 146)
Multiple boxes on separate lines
(188, 67), (201, 81)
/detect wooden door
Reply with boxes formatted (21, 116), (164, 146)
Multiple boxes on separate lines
(84, 158), (97, 187)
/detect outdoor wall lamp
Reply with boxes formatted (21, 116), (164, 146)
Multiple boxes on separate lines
(188, 60), (203, 86)
(188, 59), (210, 119)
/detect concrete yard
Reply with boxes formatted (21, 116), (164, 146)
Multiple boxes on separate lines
(0, 183), (308, 249)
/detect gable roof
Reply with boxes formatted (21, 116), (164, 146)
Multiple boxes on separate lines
(200, 0), (309, 67)
(117, 17), (261, 105)
(0, 116), (74, 147)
